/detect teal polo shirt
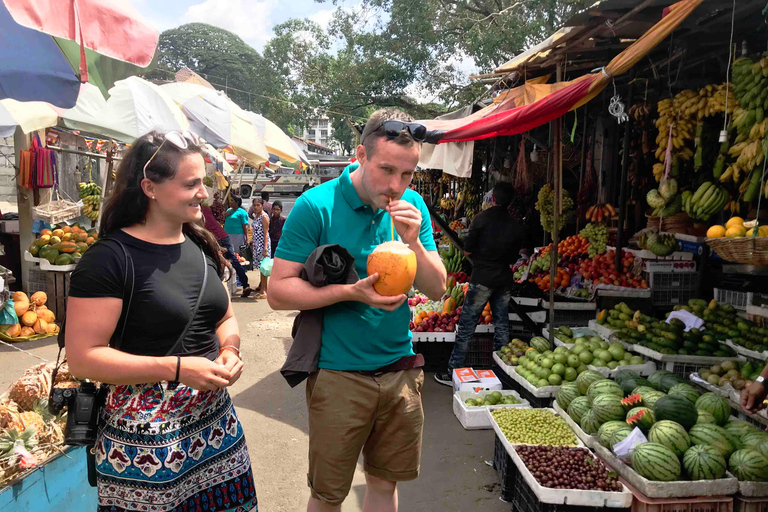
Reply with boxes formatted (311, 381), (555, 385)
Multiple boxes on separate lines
(276, 163), (437, 371)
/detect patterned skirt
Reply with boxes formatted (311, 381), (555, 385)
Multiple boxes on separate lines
(94, 382), (257, 512)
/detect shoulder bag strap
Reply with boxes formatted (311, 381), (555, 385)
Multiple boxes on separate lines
(164, 246), (209, 356)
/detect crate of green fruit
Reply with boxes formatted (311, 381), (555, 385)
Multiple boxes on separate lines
(453, 390), (529, 430)
(551, 400), (600, 449)
(487, 407), (583, 449)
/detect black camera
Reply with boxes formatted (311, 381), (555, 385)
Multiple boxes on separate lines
(49, 381), (101, 446)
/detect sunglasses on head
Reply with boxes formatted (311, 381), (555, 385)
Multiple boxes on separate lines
(362, 120), (429, 143)
(142, 130), (201, 181)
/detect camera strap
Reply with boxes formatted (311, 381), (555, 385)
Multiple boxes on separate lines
(165, 246), (208, 358)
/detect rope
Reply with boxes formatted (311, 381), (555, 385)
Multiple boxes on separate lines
(722, 0), (736, 134)
(754, 139), (768, 237)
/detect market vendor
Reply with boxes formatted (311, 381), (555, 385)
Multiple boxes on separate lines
(741, 370), (768, 414)
(435, 181), (530, 386)
(268, 108), (446, 511)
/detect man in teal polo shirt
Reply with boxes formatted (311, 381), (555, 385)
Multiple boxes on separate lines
(269, 108), (446, 512)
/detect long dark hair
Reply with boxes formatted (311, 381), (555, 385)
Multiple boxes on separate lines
(100, 131), (226, 274)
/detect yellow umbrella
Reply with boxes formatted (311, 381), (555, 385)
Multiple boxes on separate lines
(245, 112), (300, 163)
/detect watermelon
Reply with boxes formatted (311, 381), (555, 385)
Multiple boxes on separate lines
(592, 394), (627, 423)
(632, 442), (682, 481)
(568, 396), (590, 424)
(633, 386), (657, 397)
(648, 370), (673, 390)
(556, 383), (581, 410)
(689, 424), (736, 460)
(620, 378), (649, 397)
(723, 420), (760, 440)
(580, 409), (602, 435)
(627, 407), (656, 431)
(697, 410), (717, 425)
(599, 421), (631, 448)
(683, 444), (727, 480)
(724, 430), (744, 451)
(756, 441), (768, 460)
(622, 394), (644, 412)
(615, 370), (642, 385)
(654, 395), (699, 430)
(668, 383), (700, 405)
(612, 428), (632, 447)
(648, 421), (691, 458)
(729, 449), (768, 481)
(659, 373), (687, 393)
(587, 380), (624, 406)
(643, 391), (666, 408)
(741, 431), (768, 449)
(696, 393), (732, 426)
(577, 371), (607, 396)
(530, 336), (550, 353)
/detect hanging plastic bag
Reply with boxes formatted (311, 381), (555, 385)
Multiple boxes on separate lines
(0, 299), (19, 325)
(260, 257), (273, 277)
(613, 427), (648, 463)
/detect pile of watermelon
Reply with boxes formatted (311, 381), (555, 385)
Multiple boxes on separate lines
(557, 368), (768, 482)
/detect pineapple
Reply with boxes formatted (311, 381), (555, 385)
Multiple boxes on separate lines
(0, 399), (23, 432)
(0, 427), (39, 469)
(9, 370), (51, 411)
(17, 411), (45, 435)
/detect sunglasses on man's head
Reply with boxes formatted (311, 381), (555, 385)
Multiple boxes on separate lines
(142, 130), (201, 181)
(362, 120), (429, 143)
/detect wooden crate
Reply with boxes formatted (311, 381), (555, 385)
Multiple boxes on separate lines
(26, 269), (70, 320)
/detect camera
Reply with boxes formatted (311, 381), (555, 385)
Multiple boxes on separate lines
(49, 381), (101, 446)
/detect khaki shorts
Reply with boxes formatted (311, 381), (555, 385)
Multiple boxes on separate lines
(305, 368), (425, 505)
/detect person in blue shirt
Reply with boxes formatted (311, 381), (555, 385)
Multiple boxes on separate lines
(269, 109), (446, 511)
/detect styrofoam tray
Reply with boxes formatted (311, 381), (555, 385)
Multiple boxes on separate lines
(510, 311), (547, 324)
(588, 360), (657, 378)
(513, 297), (541, 306)
(629, 343), (743, 365)
(411, 332), (456, 342)
(552, 400), (599, 449)
(507, 366), (560, 397)
(493, 350), (513, 373)
(725, 340), (768, 361)
(24, 250), (77, 272)
(594, 285), (652, 298)
(588, 320), (617, 341)
(453, 390), (529, 430)
(689, 373), (738, 400)
(541, 300), (597, 310)
(738, 480), (768, 497)
(592, 442), (739, 498)
(507, 438), (633, 507)
(544, 327), (596, 346)
(487, 407), (584, 448)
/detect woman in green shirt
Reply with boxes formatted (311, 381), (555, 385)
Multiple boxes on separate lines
(224, 195), (250, 250)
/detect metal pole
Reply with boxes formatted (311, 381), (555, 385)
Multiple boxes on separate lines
(615, 76), (635, 271)
(548, 62), (563, 348)
(577, 104), (589, 233)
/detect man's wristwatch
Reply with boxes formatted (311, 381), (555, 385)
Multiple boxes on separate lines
(756, 376), (768, 390)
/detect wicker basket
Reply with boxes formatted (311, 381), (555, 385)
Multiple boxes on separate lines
(645, 212), (692, 233)
(706, 237), (768, 265)
(32, 199), (81, 224)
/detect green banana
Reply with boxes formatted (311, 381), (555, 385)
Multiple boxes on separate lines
(697, 183), (718, 208)
(691, 182), (712, 205)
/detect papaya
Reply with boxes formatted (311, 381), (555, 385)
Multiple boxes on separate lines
(38, 245), (53, 259)
(597, 310), (608, 325)
(75, 242), (88, 253)
(44, 249), (59, 264)
(58, 242), (77, 253)
(54, 253), (75, 265)
(442, 297), (456, 314)
(28, 245), (39, 256)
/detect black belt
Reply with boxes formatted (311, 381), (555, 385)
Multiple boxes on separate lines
(356, 354), (425, 377)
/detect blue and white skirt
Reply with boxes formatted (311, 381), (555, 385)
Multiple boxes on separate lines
(94, 382), (257, 512)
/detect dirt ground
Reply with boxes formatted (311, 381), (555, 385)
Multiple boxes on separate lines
(0, 287), (511, 512)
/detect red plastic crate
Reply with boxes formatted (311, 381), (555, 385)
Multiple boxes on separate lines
(734, 496), (768, 512)
(623, 477), (733, 512)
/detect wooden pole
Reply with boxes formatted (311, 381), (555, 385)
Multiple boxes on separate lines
(615, 76), (635, 271)
(548, 62), (563, 348)
(577, 104), (589, 233)
(14, 128), (33, 292)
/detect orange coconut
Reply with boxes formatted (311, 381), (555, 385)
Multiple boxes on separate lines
(366, 241), (417, 296)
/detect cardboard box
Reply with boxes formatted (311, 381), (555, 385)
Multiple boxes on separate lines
(452, 368), (502, 392)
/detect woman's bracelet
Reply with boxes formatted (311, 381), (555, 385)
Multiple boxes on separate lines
(219, 345), (241, 358)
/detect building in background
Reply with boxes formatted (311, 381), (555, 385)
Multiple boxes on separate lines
(303, 117), (343, 153)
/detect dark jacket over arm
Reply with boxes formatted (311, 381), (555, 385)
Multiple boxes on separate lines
(279, 245), (359, 387)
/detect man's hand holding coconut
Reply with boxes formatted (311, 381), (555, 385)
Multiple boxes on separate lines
(269, 108), (446, 512)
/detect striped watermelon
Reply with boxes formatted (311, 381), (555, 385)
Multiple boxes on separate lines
(577, 371), (607, 395)
(556, 383), (581, 410)
(568, 396), (590, 424)
(586, 380), (623, 406)
(612, 428), (632, 447)
(755, 441), (768, 460)
(648, 370), (673, 390)
(627, 407), (656, 431)
(668, 383), (700, 405)
(599, 421), (631, 448)
(683, 444), (727, 480)
(659, 373), (687, 393)
(729, 449), (768, 481)
(689, 424), (736, 460)
(632, 442), (682, 481)
(580, 409), (602, 435)
(696, 393), (731, 426)
(648, 421), (691, 458)
(592, 394), (627, 423)
(741, 432), (768, 449)
(723, 420), (760, 439)
(622, 394), (644, 412)
(643, 391), (666, 409)
(697, 410), (717, 425)
(654, 396), (699, 430)
(633, 386), (657, 397)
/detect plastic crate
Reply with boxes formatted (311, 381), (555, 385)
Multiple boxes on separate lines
(412, 341), (453, 371)
(626, 478), (733, 512)
(509, 450), (609, 512)
(715, 288), (753, 311)
(669, 361), (718, 379)
(546, 309), (596, 328)
(644, 271), (700, 307)
(26, 269), (70, 319)
(494, 362), (522, 392)
(493, 434), (515, 502)
(734, 496), (768, 512)
(465, 334), (494, 369)
(510, 321), (537, 339)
